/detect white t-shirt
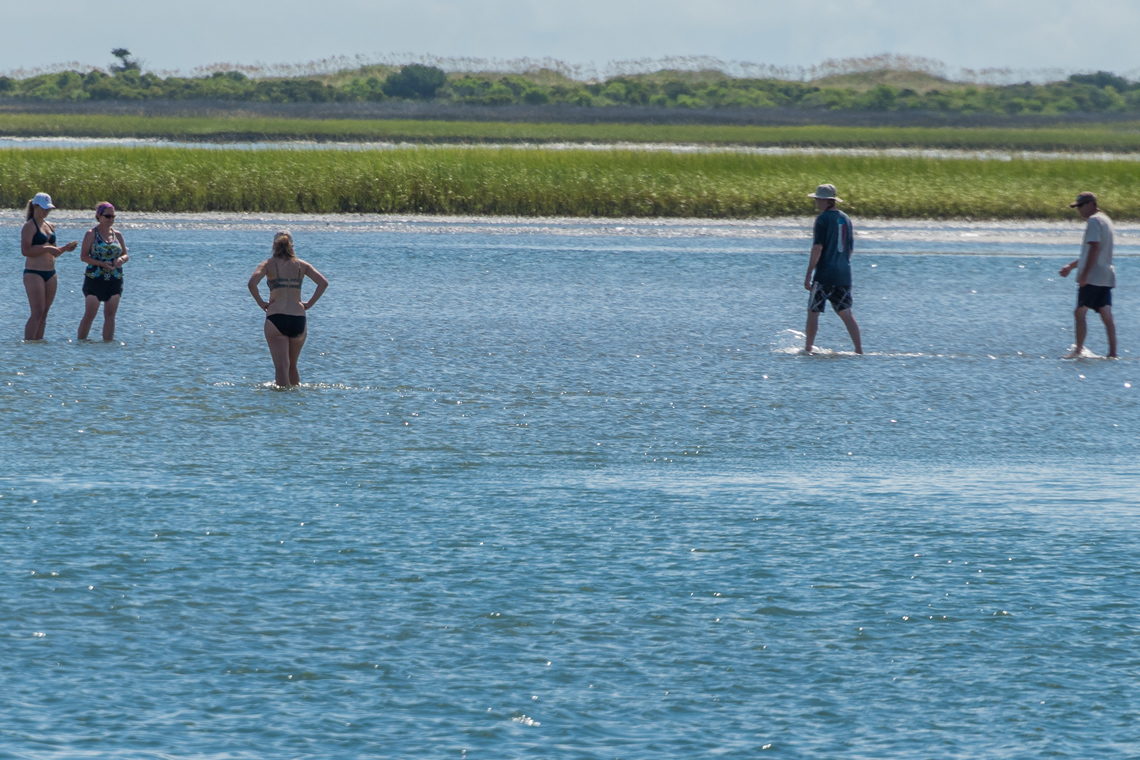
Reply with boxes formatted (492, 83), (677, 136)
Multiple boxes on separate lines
(1079, 211), (1116, 287)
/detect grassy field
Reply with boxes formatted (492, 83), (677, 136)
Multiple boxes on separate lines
(4, 111), (1140, 151)
(3, 146), (1139, 218)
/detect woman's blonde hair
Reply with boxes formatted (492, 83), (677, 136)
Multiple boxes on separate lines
(271, 231), (296, 259)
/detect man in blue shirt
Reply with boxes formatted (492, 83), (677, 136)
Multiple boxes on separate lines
(803, 183), (862, 354)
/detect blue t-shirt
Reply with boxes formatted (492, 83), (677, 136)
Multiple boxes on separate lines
(812, 208), (854, 288)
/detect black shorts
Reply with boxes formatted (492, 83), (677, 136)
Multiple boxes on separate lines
(809, 283), (853, 313)
(82, 277), (123, 302)
(1077, 284), (1112, 311)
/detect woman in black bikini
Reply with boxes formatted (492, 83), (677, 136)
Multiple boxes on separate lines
(77, 202), (129, 341)
(20, 192), (78, 340)
(247, 231), (328, 387)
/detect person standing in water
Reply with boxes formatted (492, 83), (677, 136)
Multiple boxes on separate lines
(247, 231), (329, 387)
(803, 183), (862, 354)
(77, 202), (129, 342)
(1059, 191), (1116, 358)
(20, 192), (78, 340)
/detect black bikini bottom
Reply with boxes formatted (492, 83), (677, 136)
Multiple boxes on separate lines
(24, 269), (56, 282)
(266, 313), (306, 338)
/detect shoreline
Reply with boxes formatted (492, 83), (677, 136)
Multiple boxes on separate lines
(5, 135), (1140, 163)
(5, 111), (1140, 153)
(5, 209), (1117, 252)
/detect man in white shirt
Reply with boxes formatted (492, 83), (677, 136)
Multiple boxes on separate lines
(1060, 191), (1117, 358)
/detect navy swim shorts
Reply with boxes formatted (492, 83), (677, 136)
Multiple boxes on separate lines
(809, 283), (853, 313)
(1077, 284), (1112, 311)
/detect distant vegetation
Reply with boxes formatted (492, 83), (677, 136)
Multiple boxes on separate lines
(6, 53), (1138, 220)
(5, 146), (1139, 219)
(3, 52), (1140, 118)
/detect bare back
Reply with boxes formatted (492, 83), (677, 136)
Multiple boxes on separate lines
(265, 257), (308, 316)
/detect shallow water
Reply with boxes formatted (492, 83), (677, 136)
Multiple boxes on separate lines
(2, 213), (1138, 759)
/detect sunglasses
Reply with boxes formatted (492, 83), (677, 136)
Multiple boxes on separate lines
(101, 213), (116, 218)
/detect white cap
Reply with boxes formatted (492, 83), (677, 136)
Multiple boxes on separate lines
(32, 192), (56, 210)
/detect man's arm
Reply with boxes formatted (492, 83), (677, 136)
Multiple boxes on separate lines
(804, 244), (822, 290)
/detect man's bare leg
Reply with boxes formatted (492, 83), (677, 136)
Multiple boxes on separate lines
(1065, 306), (1089, 358)
(804, 310), (820, 354)
(1099, 306), (1117, 358)
(837, 309), (863, 354)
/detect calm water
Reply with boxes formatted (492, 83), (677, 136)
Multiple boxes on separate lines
(3, 212), (1138, 759)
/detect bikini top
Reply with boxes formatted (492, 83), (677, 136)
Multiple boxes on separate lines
(267, 259), (303, 290)
(30, 219), (56, 246)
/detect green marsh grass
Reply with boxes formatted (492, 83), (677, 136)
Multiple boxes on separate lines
(4, 146), (1140, 218)
(6, 112), (1140, 151)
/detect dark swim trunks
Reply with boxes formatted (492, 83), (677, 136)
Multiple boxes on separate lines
(24, 269), (56, 282)
(809, 283), (853, 313)
(1077, 284), (1112, 311)
(82, 277), (123, 302)
(266, 313), (306, 338)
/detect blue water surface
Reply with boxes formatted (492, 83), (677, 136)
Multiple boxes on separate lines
(1, 213), (1137, 759)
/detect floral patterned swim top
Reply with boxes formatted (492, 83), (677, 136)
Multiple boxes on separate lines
(85, 229), (123, 281)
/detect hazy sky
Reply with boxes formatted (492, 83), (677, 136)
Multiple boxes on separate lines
(5, 0), (1139, 80)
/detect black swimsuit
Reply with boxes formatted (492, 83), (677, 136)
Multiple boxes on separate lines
(25, 220), (57, 281)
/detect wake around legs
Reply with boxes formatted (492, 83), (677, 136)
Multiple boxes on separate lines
(1067, 304), (1117, 359)
(804, 298), (863, 356)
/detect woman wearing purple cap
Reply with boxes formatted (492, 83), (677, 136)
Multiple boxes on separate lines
(77, 201), (129, 341)
(20, 192), (78, 340)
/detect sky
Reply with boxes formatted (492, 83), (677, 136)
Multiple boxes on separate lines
(5, 0), (1140, 81)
